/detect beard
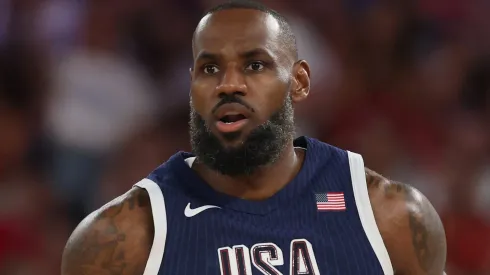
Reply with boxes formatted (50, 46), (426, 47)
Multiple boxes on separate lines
(189, 95), (295, 177)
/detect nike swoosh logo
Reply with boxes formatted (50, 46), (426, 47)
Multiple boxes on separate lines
(184, 203), (221, 217)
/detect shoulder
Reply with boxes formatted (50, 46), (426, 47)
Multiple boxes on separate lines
(365, 168), (447, 275)
(61, 187), (153, 275)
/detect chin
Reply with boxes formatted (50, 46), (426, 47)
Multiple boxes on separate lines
(218, 131), (247, 147)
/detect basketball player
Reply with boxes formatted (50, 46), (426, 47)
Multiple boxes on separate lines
(61, 1), (447, 274)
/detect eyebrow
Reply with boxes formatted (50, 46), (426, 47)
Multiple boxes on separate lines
(241, 48), (272, 59)
(195, 48), (274, 62)
(195, 51), (217, 62)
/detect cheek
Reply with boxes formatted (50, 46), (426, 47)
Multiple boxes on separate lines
(190, 82), (211, 111)
(276, 66), (291, 84)
(251, 83), (289, 117)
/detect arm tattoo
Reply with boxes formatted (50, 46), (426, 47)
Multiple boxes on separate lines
(71, 231), (128, 275)
(406, 190), (446, 273)
(408, 208), (432, 271)
(125, 190), (150, 211)
(365, 168), (446, 274)
(62, 189), (152, 275)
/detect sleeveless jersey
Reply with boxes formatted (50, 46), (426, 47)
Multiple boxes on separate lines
(134, 136), (394, 275)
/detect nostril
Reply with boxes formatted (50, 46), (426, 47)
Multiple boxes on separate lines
(218, 91), (245, 98)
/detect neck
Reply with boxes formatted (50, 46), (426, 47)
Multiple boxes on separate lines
(194, 141), (305, 201)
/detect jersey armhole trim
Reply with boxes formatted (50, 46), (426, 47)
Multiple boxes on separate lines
(347, 151), (394, 275)
(134, 178), (167, 275)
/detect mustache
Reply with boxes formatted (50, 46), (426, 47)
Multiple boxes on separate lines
(211, 94), (255, 114)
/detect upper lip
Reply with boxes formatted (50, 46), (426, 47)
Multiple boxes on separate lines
(214, 103), (251, 120)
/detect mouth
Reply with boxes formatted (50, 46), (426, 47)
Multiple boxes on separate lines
(219, 113), (247, 124)
(215, 112), (249, 133)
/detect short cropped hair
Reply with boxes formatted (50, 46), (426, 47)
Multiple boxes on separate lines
(194, 0), (298, 60)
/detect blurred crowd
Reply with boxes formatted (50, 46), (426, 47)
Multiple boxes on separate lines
(0, 0), (489, 274)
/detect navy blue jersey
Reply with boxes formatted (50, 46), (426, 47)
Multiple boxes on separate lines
(134, 136), (393, 275)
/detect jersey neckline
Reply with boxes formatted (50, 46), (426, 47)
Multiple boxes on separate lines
(168, 136), (329, 215)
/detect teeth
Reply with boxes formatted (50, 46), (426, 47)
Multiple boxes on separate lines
(219, 114), (246, 124)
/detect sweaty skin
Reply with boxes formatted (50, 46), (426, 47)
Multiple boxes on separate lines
(61, 8), (447, 275)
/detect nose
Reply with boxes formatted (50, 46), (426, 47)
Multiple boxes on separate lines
(215, 65), (247, 97)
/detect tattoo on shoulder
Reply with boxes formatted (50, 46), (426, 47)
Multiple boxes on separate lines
(406, 188), (446, 273)
(365, 168), (406, 196)
(62, 188), (151, 275)
(408, 205), (432, 271)
(126, 188), (151, 210)
(365, 167), (446, 273)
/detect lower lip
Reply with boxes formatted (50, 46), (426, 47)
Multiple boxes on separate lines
(215, 119), (249, 133)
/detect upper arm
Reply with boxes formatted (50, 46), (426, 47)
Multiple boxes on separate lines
(366, 168), (447, 275)
(61, 187), (153, 275)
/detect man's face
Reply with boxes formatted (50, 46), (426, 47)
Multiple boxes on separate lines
(189, 9), (308, 176)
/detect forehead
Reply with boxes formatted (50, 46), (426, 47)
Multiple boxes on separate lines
(193, 9), (282, 57)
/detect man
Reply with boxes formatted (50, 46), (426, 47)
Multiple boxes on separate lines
(61, 1), (447, 274)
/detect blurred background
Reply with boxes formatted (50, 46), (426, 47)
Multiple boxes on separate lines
(0, 0), (489, 274)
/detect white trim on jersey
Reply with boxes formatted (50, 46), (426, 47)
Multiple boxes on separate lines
(347, 151), (394, 275)
(134, 178), (168, 275)
(185, 156), (196, 168)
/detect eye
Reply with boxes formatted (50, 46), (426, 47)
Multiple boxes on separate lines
(203, 64), (219, 75)
(246, 62), (265, 71)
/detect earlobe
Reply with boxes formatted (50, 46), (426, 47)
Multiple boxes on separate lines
(291, 60), (311, 103)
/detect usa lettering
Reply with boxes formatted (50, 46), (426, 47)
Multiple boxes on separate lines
(218, 239), (320, 275)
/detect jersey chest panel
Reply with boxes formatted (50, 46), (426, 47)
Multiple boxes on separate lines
(158, 190), (384, 275)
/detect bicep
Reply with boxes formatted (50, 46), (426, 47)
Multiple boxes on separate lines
(61, 190), (152, 275)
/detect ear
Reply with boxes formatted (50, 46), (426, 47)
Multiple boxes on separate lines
(291, 60), (311, 103)
(189, 67), (194, 81)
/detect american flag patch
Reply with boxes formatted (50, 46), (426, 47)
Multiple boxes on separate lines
(315, 192), (346, 211)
